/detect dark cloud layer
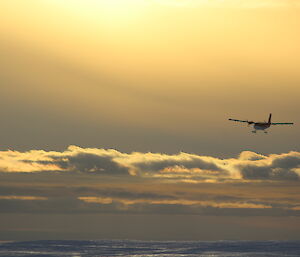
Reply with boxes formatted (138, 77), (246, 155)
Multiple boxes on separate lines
(134, 156), (222, 173)
(0, 195), (299, 217)
(0, 146), (299, 182)
(0, 147), (300, 218)
(52, 152), (130, 175)
(237, 152), (300, 180)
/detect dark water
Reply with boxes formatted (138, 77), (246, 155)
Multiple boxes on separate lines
(0, 240), (299, 257)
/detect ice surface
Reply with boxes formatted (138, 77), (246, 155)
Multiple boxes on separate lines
(0, 240), (299, 257)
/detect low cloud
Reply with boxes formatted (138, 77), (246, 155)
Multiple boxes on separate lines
(0, 196), (47, 201)
(236, 152), (300, 181)
(51, 152), (130, 175)
(0, 146), (299, 182)
(0, 146), (300, 216)
(0, 194), (298, 216)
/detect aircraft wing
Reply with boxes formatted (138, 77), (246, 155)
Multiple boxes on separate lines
(271, 122), (294, 125)
(228, 118), (249, 123)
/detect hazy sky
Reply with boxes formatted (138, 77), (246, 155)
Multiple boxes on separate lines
(0, 0), (300, 240)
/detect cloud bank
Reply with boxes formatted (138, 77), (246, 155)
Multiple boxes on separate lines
(0, 146), (300, 216)
(0, 146), (299, 182)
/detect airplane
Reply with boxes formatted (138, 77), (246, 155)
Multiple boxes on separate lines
(228, 113), (294, 133)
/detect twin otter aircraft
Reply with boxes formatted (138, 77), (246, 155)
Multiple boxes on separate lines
(229, 113), (294, 133)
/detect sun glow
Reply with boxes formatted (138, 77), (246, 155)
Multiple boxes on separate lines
(49, 0), (148, 26)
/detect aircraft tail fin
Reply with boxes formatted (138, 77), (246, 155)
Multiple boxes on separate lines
(268, 113), (272, 124)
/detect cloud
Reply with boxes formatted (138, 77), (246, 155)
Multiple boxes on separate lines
(0, 196), (47, 200)
(236, 152), (300, 181)
(0, 194), (298, 217)
(0, 146), (299, 182)
(0, 146), (300, 216)
(78, 196), (272, 209)
(271, 153), (300, 169)
(131, 153), (222, 172)
(51, 152), (130, 175)
(238, 151), (266, 161)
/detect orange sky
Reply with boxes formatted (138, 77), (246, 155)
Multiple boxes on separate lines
(0, 0), (300, 240)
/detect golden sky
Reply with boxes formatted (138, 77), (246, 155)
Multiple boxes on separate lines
(0, 0), (300, 240)
(0, 0), (299, 155)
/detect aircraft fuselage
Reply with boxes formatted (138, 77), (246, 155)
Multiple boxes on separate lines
(254, 122), (270, 130)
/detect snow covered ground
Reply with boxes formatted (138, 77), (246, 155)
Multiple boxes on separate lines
(0, 240), (299, 257)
